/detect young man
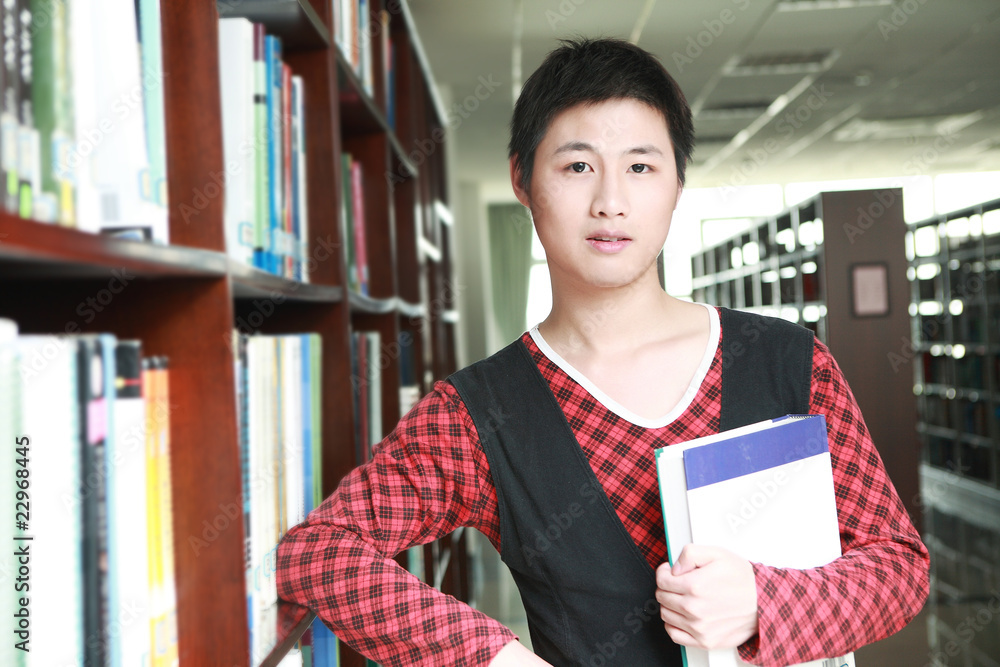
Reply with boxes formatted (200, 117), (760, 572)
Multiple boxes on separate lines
(277, 38), (928, 666)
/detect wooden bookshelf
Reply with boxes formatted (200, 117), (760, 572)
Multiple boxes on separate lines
(691, 189), (920, 529)
(0, 0), (464, 665)
(905, 197), (1000, 665)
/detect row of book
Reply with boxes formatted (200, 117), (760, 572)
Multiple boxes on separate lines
(0, 323), (178, 667)
(219, 18), (311, 282)
(334, 0), (397, 128)
(232, 332), (327, 663)
(1, 0), (169, 241)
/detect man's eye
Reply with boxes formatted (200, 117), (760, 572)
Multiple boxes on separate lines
(570, 162), (588, 173)
(630, 164), (649, 173)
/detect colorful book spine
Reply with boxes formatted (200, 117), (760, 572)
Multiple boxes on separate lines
(29, 0), (75, 225)
(282, 63), (294, 280)
(1, 0), (21, 213)
(253, 23), (268, 269)
(350, 159), (369, 295)
(136, 0), (168, 209)
(291, 74), (308, 282)
(15, 0), (37, 219)
(266, 34), (283, 275)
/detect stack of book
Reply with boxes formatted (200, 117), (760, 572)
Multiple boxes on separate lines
(333, 1), (395, 124)
(232, 331), (323, 662)
(219, 18), (310, 281)
(1, 0), (169, 242)
(0, 321), (178, 667)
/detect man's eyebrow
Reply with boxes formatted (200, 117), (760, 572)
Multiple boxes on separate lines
(551, 142), (665, 157)
(625, 144), (664, 156)
(553, 141), (596, 155)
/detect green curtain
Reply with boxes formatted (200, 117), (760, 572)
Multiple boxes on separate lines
(488, 203), (534, 343)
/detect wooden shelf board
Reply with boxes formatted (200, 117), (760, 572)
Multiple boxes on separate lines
(397, 298), (425, 319)
(229, 260), (344, 302)
(217, 0), (330, 51)
(348, 291), (398, 314)
(0, 215), (228, 279)
(259, 602), (316, 667)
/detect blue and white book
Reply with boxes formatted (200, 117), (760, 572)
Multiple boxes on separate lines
(655, 415), (855, 667)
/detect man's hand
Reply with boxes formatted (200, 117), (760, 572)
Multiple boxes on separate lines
(489, 640), (553, 666)
(655, 544), (759, 650)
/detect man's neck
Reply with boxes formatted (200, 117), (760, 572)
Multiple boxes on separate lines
(538, 273), (685, 359)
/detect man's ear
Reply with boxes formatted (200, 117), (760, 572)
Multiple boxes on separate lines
(510, 158), (531, 208)
(674, 180), (684, 210)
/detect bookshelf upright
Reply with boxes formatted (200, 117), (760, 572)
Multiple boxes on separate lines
(0, 0), (465, 665)
(691, 189), (920, 529)
(906, 197), (1000, 666)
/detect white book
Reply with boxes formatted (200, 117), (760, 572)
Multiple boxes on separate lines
(108, 341), (152, 667)
(70, 0), (167, 242)
(655, 415), (855, 667)
(291, 75), (309, 282)
(281, 336), (305, 533)
(219, 18), (257, 267)
(18, 335), (85, 667)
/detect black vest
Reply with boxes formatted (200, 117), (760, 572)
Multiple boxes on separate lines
(448, 308), (814, 666)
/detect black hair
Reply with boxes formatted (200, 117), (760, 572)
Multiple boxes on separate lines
(508, 37), (695, 193)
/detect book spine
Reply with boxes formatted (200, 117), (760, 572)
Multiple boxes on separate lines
(291, 75), (307, 283)
(29, 0), (74, 225)
(267, 36), (283, 276)
(253, 24), (267, 270)
(282, 63), (293, 280)
(78, 336), (111, 667)
(341, 153), (357, 293)
(1, 0), (20, 213)
(350, 159), (368, 295)
(15, 0), (35, 219)
(136, 0), (167, 209)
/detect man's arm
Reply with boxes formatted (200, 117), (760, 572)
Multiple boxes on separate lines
(653, 340), (928, 665)
(276, 381), (517, 666)
(740, 340), (929, 664)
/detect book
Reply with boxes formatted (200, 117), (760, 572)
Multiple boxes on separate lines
(218, 17), (257, 267)
(29, 0), (75, 225)
(135, 0), (168, 211)
(253, 23), (268, 270)
(110, 340), (153, 667)
(70, 0), (166, 242)
(15, 0), (37, 220)
(1, 1), (21, 214)
(18, 335), (84, 667)
(77, 334), (116, 667)
(654, 415), (855, 667)
(291, 74), (308, 282)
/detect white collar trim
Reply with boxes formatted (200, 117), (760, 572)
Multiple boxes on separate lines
(528, 303), (719, 429)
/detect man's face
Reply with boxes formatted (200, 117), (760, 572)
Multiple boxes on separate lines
(512, 98), (682, 294)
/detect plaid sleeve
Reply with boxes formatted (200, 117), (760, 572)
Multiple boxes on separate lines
(738, 340), (929, 666)
(275, 380), (515, 666)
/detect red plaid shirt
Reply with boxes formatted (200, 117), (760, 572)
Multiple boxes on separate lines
(277, 311), (929, 666)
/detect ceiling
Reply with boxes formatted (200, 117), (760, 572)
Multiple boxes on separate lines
(406, 0), (1000, 194)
